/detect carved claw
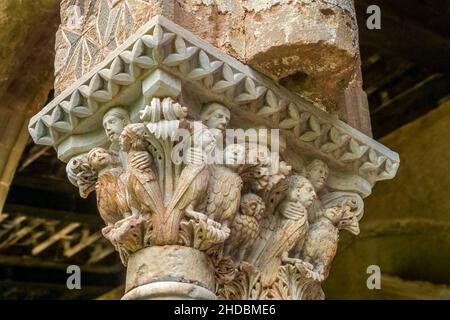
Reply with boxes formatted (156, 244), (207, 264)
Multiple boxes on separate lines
(130, 208), (141, 219)
(206, 218), (223, 230)
(301, 263), (324, 282)
(281, 251), (303, 265)
(281, 252), (323, 281)
(185, 207), (208, 222)
(313, 265), (326, 282)
(185, 207), (223, 230)
(302, 268), (323, 282)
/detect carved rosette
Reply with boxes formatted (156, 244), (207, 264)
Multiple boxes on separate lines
(29, 16), (399, 300)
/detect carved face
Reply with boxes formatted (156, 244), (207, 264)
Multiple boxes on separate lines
(88, 148), (115, 171)
(306, 161), (329, 191)
(336, 199), (360, 235)
(224, 144), (245, 170)
(241, 194), (265, 219)
(103, 113), (127, 145)
(338, 216), (360, 235)
(324, 207), (343, 224)
(204, 107), (230, 132)
(289, 179), (317, 209)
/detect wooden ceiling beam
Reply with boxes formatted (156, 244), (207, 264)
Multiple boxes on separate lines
(3, 204), (102, 226)
(356, 0), (450, 73)
(371, 74), (450, 138)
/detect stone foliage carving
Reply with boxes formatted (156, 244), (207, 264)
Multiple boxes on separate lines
(66, 96), (365, 299)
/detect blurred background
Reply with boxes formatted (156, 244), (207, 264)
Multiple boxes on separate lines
(0, 0), (449, 299)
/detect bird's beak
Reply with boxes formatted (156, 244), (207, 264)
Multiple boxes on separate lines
(344, 218), (360, 235)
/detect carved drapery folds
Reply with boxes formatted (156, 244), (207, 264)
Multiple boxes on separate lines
(29, 16), (399, 300)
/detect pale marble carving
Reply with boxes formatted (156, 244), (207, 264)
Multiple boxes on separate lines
(200, 102), (231, 134)
(30, 16), (399, 300)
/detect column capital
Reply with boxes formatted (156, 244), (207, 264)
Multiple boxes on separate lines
(29, 13), (399, 300)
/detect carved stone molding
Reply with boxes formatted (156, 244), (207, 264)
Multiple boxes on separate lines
(28, 15), (399, 300)
(29, 16), (398, 183)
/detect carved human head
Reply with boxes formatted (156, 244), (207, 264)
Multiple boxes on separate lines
(305, 159), (329, 192)
(103, 107), (130, 146)
(87, 147), (120, 171)
(200, 102), (231, 133)
(287, 175), (317, 209)
(240, 193), (265, 220)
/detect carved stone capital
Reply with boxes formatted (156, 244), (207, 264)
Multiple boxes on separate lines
(29, 14), (399, 300)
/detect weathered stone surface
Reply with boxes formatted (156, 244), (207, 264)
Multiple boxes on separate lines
(338, 66), (373, 137)
(54, 0), (364, 117)
(0, 0), (60, 211)
(122, 281), (217, 300)
(126, 245), (216, 293)
(244, 0), (359, 112)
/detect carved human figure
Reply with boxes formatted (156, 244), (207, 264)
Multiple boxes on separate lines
(254, 175), (317, 286)
(66, 149), (139, 264)
(225, 193), (265, 262)
(279, 175), (317, 258)
(200, 102), (231, 134)
(298, 197), (361, 281)
(119, 123), (164, 225)
(164, 124), (217, 244)
(303, 159), (329, 223)
(103, 107), (130, 150)
(304, 159), (329, 193)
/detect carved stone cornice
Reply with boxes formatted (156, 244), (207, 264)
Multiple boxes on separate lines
(29, 15), (399, 185)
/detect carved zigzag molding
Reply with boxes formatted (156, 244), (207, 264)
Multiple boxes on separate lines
(28, 15), (399, 182)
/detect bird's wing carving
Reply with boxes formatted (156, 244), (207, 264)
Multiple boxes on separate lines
(166, 163), (206, 214)
(96, 172), (126, 225)
(206, 166), (242, 223)
(126, 150), (164, 215)
(302, 222), (338, 274)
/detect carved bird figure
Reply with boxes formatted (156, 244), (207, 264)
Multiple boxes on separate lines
(204, 144), (244, 228)
(119, 123), (164, 219)
(163, 124), (217, 244)
(299, 201), (360, 281)
(87, 148), (130, 227)
(225, 193), (265, 262)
